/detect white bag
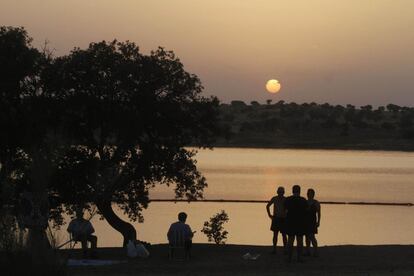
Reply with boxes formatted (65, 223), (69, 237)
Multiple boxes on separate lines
(127, 240), (138, 258)
(126, 240), (150, 258)
(136, 242), (150, 258)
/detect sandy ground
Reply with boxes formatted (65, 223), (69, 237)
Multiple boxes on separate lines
(66, 244), (414, 276)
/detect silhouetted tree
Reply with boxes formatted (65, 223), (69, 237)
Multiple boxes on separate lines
(43, 40), (221, 245)
(1, 27), (221, 247)
(0, 26), (65, 267)
(230, 100), (246, 108)
(386, 104), (401, 119)
(361, 105), (372, 112)
(386, 104), (401, 113)
(0, 26), (49, 211)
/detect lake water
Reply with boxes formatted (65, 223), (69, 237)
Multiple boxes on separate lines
(57, 148), (414, 247)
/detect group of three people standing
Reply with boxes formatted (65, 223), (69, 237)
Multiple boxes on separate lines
(266, 185), (321, 262)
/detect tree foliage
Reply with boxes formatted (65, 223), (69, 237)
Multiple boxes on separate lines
(0, 27), (221, 246)
(44, 41), (221, 244)
(0, 26), (50, 212)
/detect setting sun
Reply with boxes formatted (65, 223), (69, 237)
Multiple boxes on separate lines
(266, 79), (281, 93)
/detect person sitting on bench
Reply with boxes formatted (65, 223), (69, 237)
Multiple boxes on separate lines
(167, 212), (194, 259)
(67, 208), (98, 258)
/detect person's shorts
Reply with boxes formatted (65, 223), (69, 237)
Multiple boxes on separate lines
(286, 220), (306, 236)
(270, 217), (286, 233)
(306, 223), (318, 235)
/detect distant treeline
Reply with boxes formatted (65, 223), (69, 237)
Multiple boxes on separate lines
(215, 100), (414, 151)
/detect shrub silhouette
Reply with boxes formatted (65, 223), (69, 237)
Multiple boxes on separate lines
(201, 210), (229, 244)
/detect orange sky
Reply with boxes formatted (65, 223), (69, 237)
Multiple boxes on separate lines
(1, 0), (414, 105)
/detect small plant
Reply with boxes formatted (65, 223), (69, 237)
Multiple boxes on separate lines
(201, 210), (229, 245)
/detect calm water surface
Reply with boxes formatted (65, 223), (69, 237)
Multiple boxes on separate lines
(58, 148), (414, 247)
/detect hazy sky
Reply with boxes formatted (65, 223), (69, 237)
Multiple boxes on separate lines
(1, 0), (414, 106)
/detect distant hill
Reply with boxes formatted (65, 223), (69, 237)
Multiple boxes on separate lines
(214, 101), (414, 151)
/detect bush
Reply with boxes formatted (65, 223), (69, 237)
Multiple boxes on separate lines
(0, 211), (24, 251)
(201, 210), (229, 245)
(0, 210), (67, 276)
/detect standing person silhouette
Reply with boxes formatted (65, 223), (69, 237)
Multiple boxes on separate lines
(284, 185), (307, 263)
(266, 186), (287, 255)
(305, 188), (321, 257)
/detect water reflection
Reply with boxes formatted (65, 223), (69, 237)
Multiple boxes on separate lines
(152, 148), (414, 203)
(55, 202), (414, 248)
(54, 148), (414, 247)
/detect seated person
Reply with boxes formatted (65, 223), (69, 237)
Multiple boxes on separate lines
(67, 209), (98, 258)
(167, 212), (194, 259)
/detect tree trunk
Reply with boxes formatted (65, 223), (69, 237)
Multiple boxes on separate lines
(97, 200), (137, 247)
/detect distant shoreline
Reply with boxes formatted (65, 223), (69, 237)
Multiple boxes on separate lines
(210, 143), (414, 152)
(149, 199), (414, 207)
(215, 102), (414, 153)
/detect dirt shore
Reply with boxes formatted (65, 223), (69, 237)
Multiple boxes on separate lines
(66, 244), (414, 275)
